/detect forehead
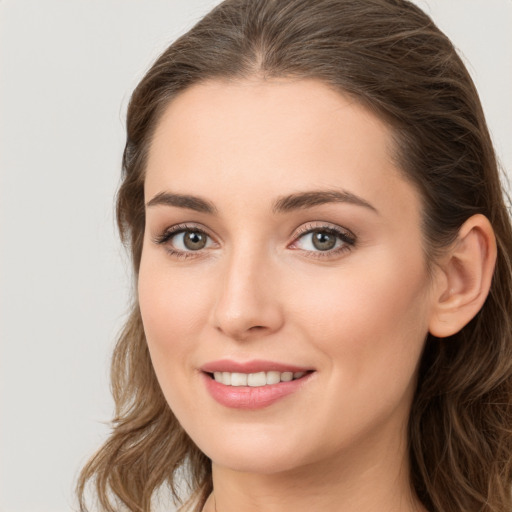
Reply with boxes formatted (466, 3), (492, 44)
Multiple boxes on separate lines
(148, 78), (392, 171)
(145, 78), (420, 221)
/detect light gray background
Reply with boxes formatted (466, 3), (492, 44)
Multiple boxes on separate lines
(1, 1), (511, 511)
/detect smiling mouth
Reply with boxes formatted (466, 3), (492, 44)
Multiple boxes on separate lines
(207, 370), (312, 387)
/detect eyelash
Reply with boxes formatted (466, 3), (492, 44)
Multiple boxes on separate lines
(290, 223), (356, 259)
(152, 222), (356, 260)
(152, 223), (212, 260)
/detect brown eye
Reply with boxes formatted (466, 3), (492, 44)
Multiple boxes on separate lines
(291, 225), (356, 256)
(156, 228), (214, 253)
(153, 225), (216, 258)
(181, 231), (208, 250)
(311, 231), (337, 251)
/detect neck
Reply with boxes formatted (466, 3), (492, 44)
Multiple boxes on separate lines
(206, 467), (423, 512)
(204, 421), (427, 512)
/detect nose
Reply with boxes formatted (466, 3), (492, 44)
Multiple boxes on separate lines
(212, 247), (285, 341)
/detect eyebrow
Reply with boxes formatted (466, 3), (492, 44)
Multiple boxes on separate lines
(272, 189), (378, 214)
(146, 192), (217, 214)
(145, 189), (378, 215)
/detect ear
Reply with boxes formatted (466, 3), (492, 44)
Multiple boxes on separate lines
(429, 214), (497, 338)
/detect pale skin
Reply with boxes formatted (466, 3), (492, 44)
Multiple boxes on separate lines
(138, 78), (496, 512)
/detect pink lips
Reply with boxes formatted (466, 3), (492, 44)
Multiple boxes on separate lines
(201, 359), (314, 410)
(201, 359), (310, 374)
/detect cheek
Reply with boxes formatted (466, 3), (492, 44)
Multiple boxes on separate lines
(284, 255), (431, 450)
(139, 250), (211, 330)
(137, 260), (217, 431)
(293, 249), (431, 389)
(137, 256), (212, 382)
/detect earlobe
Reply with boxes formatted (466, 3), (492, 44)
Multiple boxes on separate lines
(428, 214), (497, 338)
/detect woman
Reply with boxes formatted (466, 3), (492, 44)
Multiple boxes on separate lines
(77, 0), (512, 511)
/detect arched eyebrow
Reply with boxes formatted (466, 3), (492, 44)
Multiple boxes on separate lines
(145, 189), (378, 215)
(272, 190), (378, 214)
(146, 192), (217, 214)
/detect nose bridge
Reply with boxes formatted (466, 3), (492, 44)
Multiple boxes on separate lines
(213, 238), (284, 340)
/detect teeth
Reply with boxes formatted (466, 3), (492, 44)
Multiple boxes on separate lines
(212, 371), (307, 387)
(247, 372), (266, 387)
(231, 372), (248, 386)
(266, 371), (281, 385)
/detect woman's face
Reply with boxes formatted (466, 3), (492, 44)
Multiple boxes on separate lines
(139, 78), (437, 475)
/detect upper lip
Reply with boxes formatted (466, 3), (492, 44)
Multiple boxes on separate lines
(200, 359), (314, 374)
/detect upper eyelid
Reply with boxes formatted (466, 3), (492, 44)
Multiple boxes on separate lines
(163, 222), (211, 236)
(152, 223), (214, 245)
(292, 222), (356, 240)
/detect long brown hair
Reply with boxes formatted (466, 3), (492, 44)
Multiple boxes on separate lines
(77, 1), (512, 511)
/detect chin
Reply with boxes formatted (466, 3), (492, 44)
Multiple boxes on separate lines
(210, 449), (307, 475)
(189, 424), (321, 476)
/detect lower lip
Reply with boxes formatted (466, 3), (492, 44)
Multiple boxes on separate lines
(202, 372), (313, 410)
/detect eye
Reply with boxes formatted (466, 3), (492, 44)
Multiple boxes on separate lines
(290, 224), (356, 256)
(153, 224), (215, 257)
(172, 230), (210, 251)
(300, 231), (338, 251)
